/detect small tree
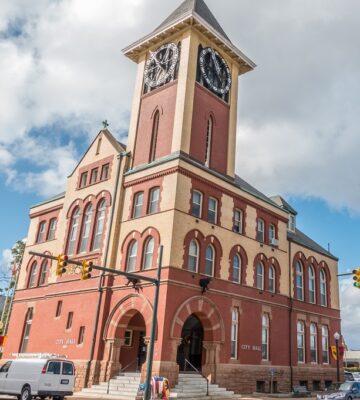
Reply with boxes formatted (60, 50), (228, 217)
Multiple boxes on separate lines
(0, 239), (26, 337)
(11, 240), (25, 267)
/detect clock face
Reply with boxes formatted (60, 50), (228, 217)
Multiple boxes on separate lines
(199, 47), (231, 95)
(144, 43), (180, 89)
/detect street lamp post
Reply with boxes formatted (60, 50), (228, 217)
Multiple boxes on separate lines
(334, 332), (340, 383)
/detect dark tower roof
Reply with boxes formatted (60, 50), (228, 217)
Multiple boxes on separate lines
(123, 0), (255, 73)
(155, 0), (230, 42)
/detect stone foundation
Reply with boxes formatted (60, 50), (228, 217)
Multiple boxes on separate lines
(73, 360), (343, 394)
(216, 364), (291, 394)
(216, 364), (342, 394)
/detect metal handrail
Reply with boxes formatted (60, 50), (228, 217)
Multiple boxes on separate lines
(184, 359), (209, 396)
(107, 357), (140, 394)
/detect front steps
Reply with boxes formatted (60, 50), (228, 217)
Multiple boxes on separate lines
(73, 372), (142, 400)
(170, 373), (241, 399)
(72, 371), (241, 399)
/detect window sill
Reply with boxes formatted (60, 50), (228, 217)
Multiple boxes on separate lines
(77, 177), (110, 191)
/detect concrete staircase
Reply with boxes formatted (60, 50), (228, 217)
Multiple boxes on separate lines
(73, 372), (142, 399)
(170, 373), (241, 399)
(72, 371), (241, 399)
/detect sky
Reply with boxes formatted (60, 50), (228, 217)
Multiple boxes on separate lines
(0, 0), (359, 348)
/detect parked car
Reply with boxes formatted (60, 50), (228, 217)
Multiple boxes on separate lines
(0, 355), (75, 400)
(352, 373), (360, 382)
(317, 381), (360, 400)
(345, 372), (356, 382)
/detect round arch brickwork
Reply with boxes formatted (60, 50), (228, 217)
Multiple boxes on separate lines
(170, 296), (225, 342)
(103, 294), (154, 340)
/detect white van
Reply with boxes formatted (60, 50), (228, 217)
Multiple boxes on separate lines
(0, 354), (75, 400)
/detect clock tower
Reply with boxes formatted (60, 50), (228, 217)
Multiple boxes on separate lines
(123, 0), (255, 178)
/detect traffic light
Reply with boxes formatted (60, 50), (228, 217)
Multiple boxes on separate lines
(353, 268), (360, 288)
(56, 255), (68, 277)
(81, 260), (93, 280)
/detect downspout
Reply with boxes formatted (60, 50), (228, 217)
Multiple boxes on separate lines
(84, 150), (130, 387)
(288, 238), (293, 390)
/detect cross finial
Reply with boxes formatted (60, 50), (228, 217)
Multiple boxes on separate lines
(102, 120), (109, 129)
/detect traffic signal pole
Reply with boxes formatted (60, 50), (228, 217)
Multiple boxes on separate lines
(28, 251), (158, 285)
(144, 245), (163, 400)
(29, 248), (163, 398)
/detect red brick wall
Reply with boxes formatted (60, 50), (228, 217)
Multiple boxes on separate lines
(133, 82), (177, 166)
(190, 84), (230, 175)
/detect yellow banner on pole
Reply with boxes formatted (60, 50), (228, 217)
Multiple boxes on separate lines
(331, 346), (337, 360)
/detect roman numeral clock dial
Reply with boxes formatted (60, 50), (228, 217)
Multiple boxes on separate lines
(199, 47), (232, 99)
(144, 43), (180, 91)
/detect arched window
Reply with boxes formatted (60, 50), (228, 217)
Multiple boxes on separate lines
(79, 204), (93, 253)
(256, 262), (264, 290)
(297, 321), (305, 363)
(47, 218), (57, 241)
(232, 255), (241, 283)
(143, 237), (155, 270)
(320, 270), (327, 306)
(208, 197), (217, 224)
(39, 260), (48, 286)
(257, 219), (265, 242)
(92, 200), (106, 251)
(231, 308), (239, 359)
(20, 308), (33, 353)
(37, 221), (46, 243)
(205, 245), (215, 276)
(205, 116), (213, 167)
(322, 326), (329, 364)
(28, 262), (38, 288)
(67, 207), (80, 256)
(269, 265), (275, 293)
(261, 313), (270, 361)
(310, 323), (318, 363)
(133, 192), (144, 219)
(295, 261), (304, 301)
(149, 110), (160, 162)
(148, 187), (160, 214)
(188, 240), (199, 273)
(126, 240), (138, 272)
(308, 265), (316, 304)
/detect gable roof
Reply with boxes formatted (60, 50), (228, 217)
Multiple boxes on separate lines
(123, 0), (256, 72)
(270, 195), (298, 216)
(30, 192), (65, 210)
(235, 175), (278, 206)
(155, 0), (230, 42)
(68, 129), (126, 178)
(288, 228), (338, 261)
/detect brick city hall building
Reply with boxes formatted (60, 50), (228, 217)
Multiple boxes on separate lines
(5, 0), (342, 394)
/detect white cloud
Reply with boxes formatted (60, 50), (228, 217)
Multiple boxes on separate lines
(340, 279), (360, 349)
(0, 0), (149, 195)
(0, 0), (359, 211)
(6, 136), (78, 196)
(233, 0), (360, 213)
(0, 249), (12, 275)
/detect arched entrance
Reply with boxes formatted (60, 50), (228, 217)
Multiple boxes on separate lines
(119, 312), (147, 372)
(176, 314), (204, 371)
(101, 294), (153, 381)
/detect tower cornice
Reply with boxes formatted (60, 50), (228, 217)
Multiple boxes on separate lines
(122, 12), (256, 74)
